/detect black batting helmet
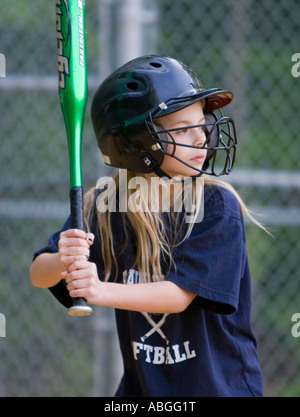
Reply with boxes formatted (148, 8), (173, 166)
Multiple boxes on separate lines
(91, 55), (237, 177)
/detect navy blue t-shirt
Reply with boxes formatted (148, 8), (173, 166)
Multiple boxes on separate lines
(33, 184), (263, 397)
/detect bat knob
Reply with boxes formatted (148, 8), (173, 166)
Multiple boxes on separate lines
(68, 298), (92, 316)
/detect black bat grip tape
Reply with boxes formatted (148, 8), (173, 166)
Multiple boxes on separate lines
(68, 186), (92, 315)
(70, 186), (84, 230)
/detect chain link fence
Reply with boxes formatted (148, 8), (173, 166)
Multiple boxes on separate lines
(0, 0), (299, 397)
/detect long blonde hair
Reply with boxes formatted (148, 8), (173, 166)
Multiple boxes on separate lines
(84, 170), (266, 283)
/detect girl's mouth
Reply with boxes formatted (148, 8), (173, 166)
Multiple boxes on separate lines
(191, 155), (205, 164)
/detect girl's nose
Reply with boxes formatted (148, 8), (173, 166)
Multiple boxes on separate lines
(194, 127), (206, 147)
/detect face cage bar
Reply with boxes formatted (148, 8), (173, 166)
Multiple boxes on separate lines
(146, 112), (237, 177)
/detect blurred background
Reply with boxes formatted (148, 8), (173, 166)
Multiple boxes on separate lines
(0, 0), (299, 397)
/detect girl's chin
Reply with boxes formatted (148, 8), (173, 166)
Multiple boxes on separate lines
(160, 160), (204, 179)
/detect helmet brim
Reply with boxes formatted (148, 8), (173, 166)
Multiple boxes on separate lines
(203, 89), (234, 112)
(153, 89), (233, 118)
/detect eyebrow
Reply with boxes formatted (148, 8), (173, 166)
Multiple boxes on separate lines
(169, 117), (206, 129)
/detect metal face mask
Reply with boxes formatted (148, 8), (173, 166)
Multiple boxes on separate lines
(146, 109), (237, 178)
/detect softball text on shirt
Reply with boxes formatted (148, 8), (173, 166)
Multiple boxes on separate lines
(123, 269), (196, 365)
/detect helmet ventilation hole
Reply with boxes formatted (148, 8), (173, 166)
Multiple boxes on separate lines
(126, 81), (139, 91)
(149, 61), (162, 68)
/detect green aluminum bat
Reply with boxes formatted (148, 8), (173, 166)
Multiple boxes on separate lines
(56, 0), (92, 316)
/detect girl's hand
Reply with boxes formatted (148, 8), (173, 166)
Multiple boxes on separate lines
(62, 260), (101, 305)
(58, 229), (94, 270)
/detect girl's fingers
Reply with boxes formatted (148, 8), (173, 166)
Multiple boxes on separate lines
(59, 236), (90, 249)
(65, 263), (94, 288)
(60, 270), (68, 279)
(60, 246), (90, 257)
(67, 259), (89, 273)
(64, 261), (99, 303)
(66, 273), (88, 289)
(86, 233), (95, 246)
(60, 228), (86, 239)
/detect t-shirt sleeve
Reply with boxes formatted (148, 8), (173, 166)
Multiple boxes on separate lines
(33, 217), (73, 308)
(165, 207), (247, 315)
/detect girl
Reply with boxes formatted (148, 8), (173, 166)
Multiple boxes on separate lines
(30, 55), (264, 397)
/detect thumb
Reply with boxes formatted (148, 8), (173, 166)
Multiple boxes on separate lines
(86, 233), (95, 246)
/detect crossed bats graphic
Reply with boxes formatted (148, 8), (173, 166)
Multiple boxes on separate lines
(140, 312), (170, 345)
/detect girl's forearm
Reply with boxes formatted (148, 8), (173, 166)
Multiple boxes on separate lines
(96, 280), (196, 314)
(30, 253), (65, 288)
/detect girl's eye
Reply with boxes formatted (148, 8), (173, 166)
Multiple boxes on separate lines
(177, 128), (189, 134)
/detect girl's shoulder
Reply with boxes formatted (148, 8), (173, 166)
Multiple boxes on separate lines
(203, 181), (242, 220)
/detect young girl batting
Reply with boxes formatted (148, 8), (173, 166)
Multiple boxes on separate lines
(30, 55), (264, 397)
